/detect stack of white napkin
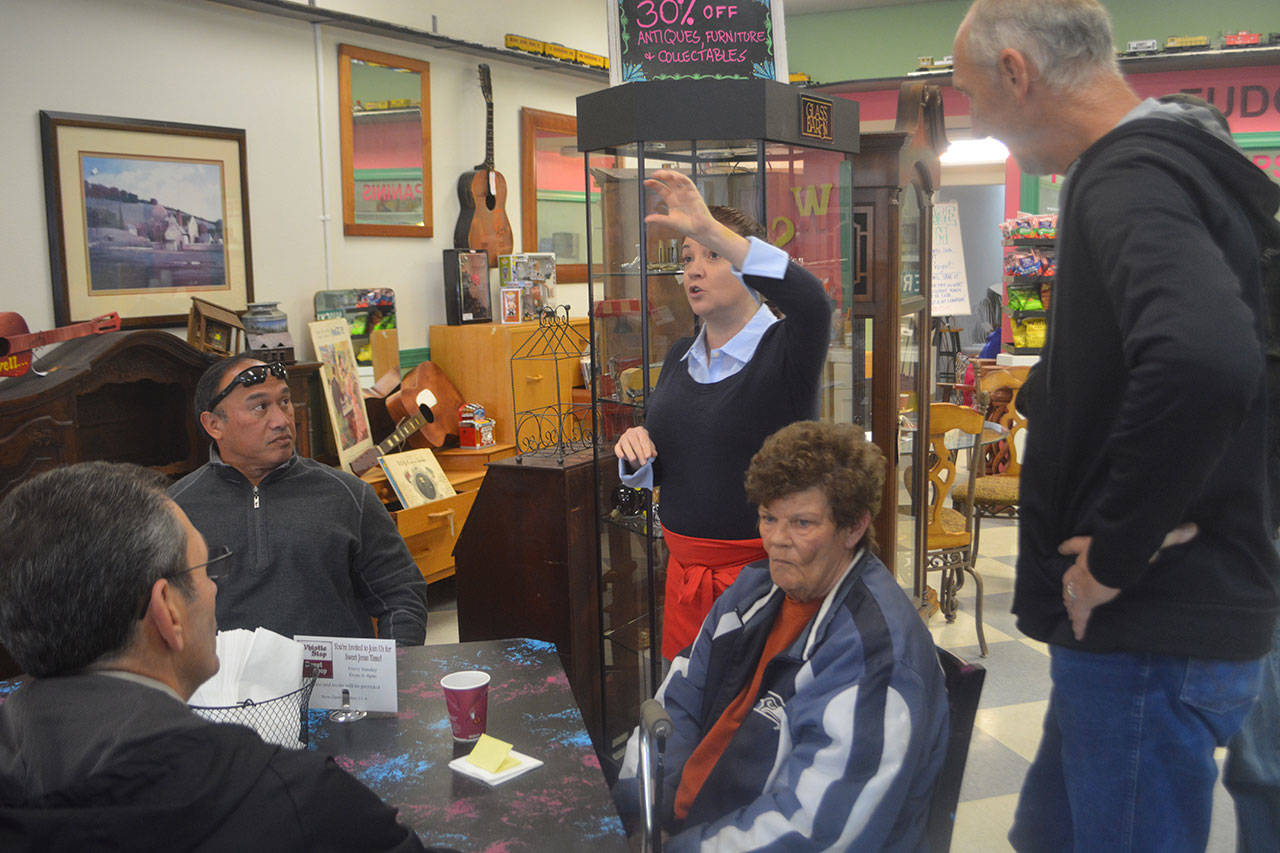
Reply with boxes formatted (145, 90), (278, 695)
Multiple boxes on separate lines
(188, 628), (306, 748)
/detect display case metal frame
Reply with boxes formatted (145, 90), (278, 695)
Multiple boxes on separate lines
(578, 79), (860, 773)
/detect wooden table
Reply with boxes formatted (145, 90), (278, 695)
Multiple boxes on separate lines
(309, 638), (627, 852)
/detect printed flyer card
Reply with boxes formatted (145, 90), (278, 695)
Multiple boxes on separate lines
(296, 635), (397, 713)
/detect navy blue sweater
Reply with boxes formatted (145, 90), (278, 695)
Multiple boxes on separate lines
(646, 261), (833, 540)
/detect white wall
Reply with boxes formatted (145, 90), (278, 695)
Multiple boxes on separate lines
(0, 0), (606, 356)
(319, 0), (608, 57)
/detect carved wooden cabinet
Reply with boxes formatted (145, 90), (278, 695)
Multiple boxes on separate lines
(0, 331), (324, 497)
(845, 83), (947, 600)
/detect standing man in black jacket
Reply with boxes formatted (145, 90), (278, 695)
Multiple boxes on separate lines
(0, 463), (439, 852)
(952, 1), (1280, 850)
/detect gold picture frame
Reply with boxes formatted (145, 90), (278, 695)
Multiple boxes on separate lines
(40, 111), (253, 329)
(338, 44), (433, 238)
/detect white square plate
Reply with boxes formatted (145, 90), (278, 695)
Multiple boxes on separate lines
(448, 749), (544, 786)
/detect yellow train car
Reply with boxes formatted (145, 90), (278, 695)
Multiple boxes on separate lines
(575, 49), (608, 70)
(543, 42), (576, 62)
(505, 33), (546, 57)
(1164, 35), (1209, 51)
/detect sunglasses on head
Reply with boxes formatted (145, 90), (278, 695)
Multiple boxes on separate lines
(206, 362), (289, 413)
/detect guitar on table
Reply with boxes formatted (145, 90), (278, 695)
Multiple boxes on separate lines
(351, 362), (465, 476)
(0, 312), (121, 378)
(454, 63), (513, 268)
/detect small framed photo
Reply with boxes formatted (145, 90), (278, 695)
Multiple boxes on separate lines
(442, 248), (491, 325)
(500, 286), (522, 324)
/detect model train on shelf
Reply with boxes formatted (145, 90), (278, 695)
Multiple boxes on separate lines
(914, 55), (954, 72)
(1121, 32), (1279, 56)
(504, 34), (608, 70)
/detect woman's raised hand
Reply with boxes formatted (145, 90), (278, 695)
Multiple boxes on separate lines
(643, 170), (749, 268)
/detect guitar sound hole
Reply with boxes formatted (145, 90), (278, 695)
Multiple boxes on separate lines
(419, 403), (434, 423)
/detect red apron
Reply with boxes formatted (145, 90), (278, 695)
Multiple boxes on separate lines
(661, 528), (767, 660)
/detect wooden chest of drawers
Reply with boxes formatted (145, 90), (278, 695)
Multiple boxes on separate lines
(428, 319), (588, 448)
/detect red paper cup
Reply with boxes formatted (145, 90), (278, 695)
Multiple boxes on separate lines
(441, 670), (490, 741)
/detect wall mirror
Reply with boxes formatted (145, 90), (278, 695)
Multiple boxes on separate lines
(520, 108), (602, 283)
(338, 44), (432, 237)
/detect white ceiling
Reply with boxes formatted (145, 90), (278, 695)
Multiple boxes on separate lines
(784, 0), (938, 13)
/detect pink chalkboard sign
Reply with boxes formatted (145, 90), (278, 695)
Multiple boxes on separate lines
(612, 0), (778, 82)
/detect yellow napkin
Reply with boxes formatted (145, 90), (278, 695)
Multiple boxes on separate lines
(466, 734), (521, 774)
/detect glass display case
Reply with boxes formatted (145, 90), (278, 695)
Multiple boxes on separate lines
(577, 79), (861, 772)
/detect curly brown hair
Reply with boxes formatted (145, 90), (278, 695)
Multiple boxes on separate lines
(744, 421), (885, 550)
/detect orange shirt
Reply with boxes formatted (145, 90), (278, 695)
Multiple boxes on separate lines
(673, 595), (822, 820)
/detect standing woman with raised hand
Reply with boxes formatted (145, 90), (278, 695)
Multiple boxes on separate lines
(614, 169), (833, 660)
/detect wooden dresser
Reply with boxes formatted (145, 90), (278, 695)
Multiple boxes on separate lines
(428, 318), (588, 448)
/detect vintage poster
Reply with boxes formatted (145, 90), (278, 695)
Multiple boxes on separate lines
(308, 317), (373, 472)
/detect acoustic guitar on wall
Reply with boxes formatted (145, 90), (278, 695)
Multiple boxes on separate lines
(454, 64), (513, 268)
(0, 311), (121, 378)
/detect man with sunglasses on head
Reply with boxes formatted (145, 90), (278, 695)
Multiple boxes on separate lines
(169, 357), (429, 646)
(0, 462), (436, 851)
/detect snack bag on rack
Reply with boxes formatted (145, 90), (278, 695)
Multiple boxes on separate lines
(1025, 318), (1047, 348)
(1039, 248), (1057, 276)
(1011, 321), (1028, 348)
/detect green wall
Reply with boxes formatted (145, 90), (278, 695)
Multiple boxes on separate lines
(787, 0), (1278, 84)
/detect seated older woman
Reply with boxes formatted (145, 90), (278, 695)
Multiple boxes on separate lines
(616, 420), (949, 851)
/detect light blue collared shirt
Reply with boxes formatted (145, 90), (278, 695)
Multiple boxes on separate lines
(683, 302), (779, 383)
(618, 237), (790, 489)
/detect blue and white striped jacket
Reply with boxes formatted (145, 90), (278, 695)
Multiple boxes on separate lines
(617, 549), (949, 851)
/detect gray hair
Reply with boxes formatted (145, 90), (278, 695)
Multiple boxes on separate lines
(0, 462), (190, 676)
(963, 0), (1119, 90)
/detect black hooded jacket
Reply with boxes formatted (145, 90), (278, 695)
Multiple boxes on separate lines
(1015, 114), (1280, 660)
(0, 674), (430, 852)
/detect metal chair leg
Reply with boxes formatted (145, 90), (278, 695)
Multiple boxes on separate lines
(963, 564), (988, 657)
(970, 509), (984, 568)
(939, 567), (955, 622)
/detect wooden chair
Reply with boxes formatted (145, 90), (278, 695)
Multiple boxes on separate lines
(926, 647), (987, 852)
(924, 402), (988, 656)
(962, 368), (1029, 562)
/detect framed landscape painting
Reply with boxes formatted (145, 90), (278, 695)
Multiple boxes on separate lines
(40, 111), (254, 328)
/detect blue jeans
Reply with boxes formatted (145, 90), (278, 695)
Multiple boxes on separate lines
(1224, 617), (1280, 853)
(1010, 646), (1261, 852)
